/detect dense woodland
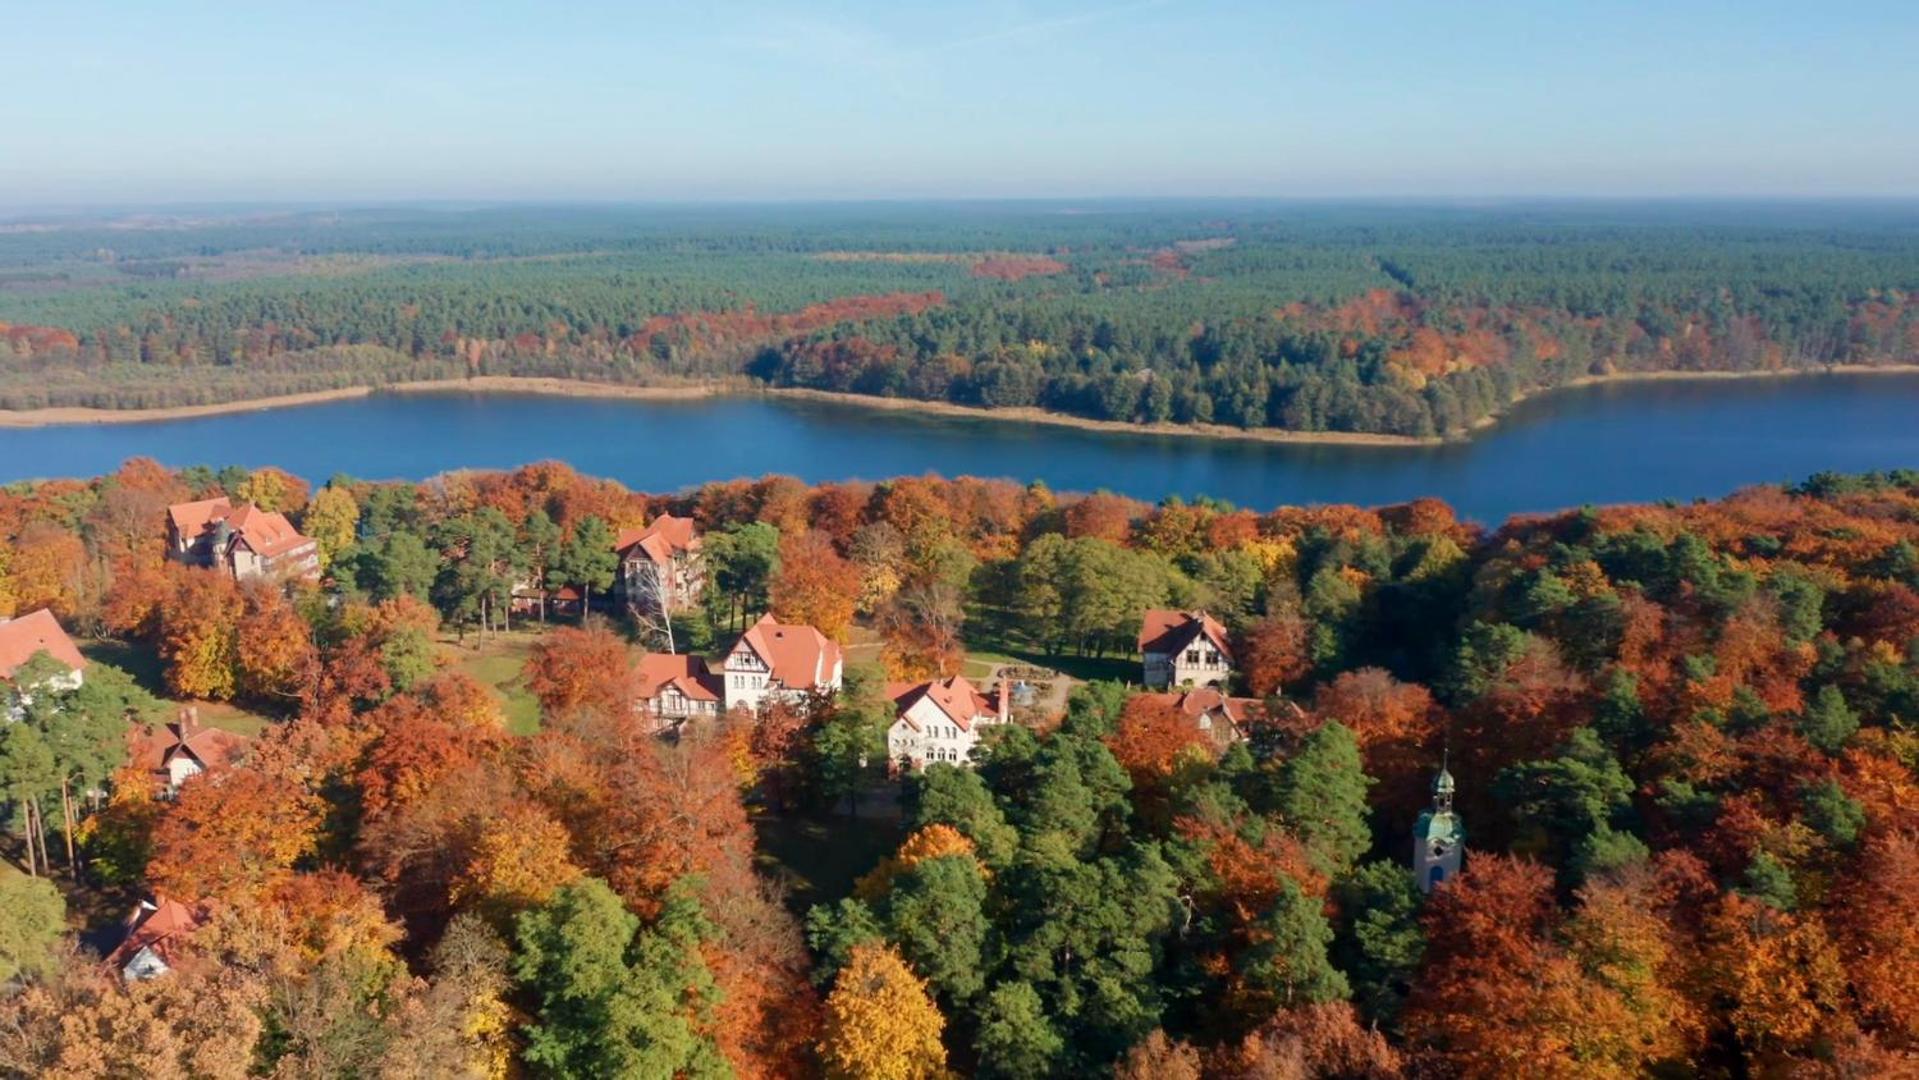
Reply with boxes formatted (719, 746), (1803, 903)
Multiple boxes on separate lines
(3, 202), (1917, 433)
(0, 457), (1917, 1076)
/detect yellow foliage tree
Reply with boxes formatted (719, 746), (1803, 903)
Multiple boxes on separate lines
(819, 943), (947, 1080)
(450, 801), (582, 916)
(303, 485), (361, 570)
(854, 824), (980, 901)
(233, 466), (309, 514)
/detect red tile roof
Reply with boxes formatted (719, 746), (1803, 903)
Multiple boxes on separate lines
(1137, 609), (1233, 661)
(1136, 688), (1265, 745)
(635, 652), (721, 703)
(166, 497), (316, 561)
(128, 712), (250, 782)
(889, 675), (1003, 732)
(167, 495), (233, 537)
(615, 514), (700, 563)
(223, 504), (315, 560)
(735, 613), (841, 689)
(106, 896), (204, 972)
(0, 608), (88, 680)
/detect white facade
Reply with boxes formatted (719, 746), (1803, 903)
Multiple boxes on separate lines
(887, 694), (1001, 770)
(721, 628), (843, 713)
(3, 665), (83, 722)
(1143, 642), (1232, 689)
(1413, 767), (1464, 894)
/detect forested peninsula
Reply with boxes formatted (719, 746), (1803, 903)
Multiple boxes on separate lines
(2, 201), (1916, 437)
(2, 460), (1918, 1076)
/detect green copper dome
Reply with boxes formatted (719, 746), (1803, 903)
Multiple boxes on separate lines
(1415, 809), (1463, 845)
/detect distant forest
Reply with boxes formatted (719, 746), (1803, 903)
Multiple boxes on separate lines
(1, 201), (1916, 434)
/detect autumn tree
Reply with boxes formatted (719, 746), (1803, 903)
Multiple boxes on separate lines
(523, 623), (632, 722)
(1239, 611), (1313, 695)
(233, 582), (316, 704)
(147, 769), (323, 901)
(818, 943), (947, 1080)
(155, 565), (243, 700)
(303, 484), (360, 569)
(771, 529), (861, 639)
(234, 466), (310, 513)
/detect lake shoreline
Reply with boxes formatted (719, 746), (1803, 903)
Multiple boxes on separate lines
(2, 365), (1917, 446)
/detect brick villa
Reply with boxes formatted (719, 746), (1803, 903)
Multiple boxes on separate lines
(166, 497), (320, 583)
(615, 513), (704, 610)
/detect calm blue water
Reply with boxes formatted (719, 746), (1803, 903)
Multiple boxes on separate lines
(3, 375), (1918, 524)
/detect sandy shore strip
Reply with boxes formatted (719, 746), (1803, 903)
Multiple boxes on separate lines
(760, 388), (1436, 446)
(0, 377), (734, 428)
(2, 364), (1917, 442)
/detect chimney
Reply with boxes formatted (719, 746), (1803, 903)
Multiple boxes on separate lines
(180, 705), (199, 732)
(997, 675), (1011, 724)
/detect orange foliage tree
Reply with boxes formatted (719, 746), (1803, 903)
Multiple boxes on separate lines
(147, 770), (324, 902)
(523, 624), (632, 721)
(770, 530), (861, 639)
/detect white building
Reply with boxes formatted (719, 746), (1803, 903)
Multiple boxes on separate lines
(722, 614), (844, 713)
(129, 708), (250, 794)
(1138, 609), (1234, 689)
(0, 608), (87, 718)
(1413, 763), (1464, 894)
(887, 675), (1009, 773)
(107, 896), (203, 981)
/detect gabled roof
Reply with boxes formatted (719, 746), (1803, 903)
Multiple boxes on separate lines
(1135, 687), (1263, 744)
(129, 713), (250, 781)
(1137, 609), (1233, 661)
(615, 514), (700, 562)
(890, 675), (1002, 733)
(166, 495), (233, 537)
(166, 497), (315, 561)
(635, 652), (722, 703)
(222, 504), (315, 560)
(106, 896), (204, 973)
(732, 614), (841, 688)
(0, 608), (88, 681)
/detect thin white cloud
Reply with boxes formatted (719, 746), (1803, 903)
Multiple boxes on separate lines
(921, 0), (1175, 56)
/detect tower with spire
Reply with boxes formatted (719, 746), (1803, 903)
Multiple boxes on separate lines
(1413, 757), (1463, 893)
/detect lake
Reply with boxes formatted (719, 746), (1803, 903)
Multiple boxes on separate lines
(4, 374), (1919, 523)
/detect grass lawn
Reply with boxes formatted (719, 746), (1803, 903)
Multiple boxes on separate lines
(753, 792), (906, 912)
(78, 637), (275, 735)
(440, 629), (544, 735)
(962, 644), (1133, 685)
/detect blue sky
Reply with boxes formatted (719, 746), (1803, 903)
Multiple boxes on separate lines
(4, 1), (1916, 205)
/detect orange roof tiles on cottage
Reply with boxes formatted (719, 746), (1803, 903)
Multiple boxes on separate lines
(1137, 609), (1234, 661)
(1135, 687), (1266, 745)
(128, 711), (250, 785)
(737, 613), (842, 687)
(615, 514), (700, 563)
(0, 608), (88, 680)
(106, 896), (205, 975)
(635, 652), (722, 703)
(889, 675), (1003, 733)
